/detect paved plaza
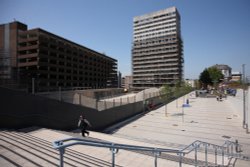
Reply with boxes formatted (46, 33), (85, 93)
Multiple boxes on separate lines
(110, 94), (249, 148)
(1, 94), (250, 166)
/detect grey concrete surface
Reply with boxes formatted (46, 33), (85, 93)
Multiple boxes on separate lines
(1, 91), (250, 166)
(108, 93), (250, 166)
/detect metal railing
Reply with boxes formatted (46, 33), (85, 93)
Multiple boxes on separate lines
(53, 137), (249, 167)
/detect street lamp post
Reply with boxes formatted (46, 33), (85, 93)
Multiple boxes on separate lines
(242, 64), (247, 131)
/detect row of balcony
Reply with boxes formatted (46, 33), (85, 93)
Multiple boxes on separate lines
(38, 45), (116, 64)
(134, 29), (177, 41)
(134, 13), (176, 28)
(133, 19), (176, 32)
(19, 70), (112, 82)
(133, 64), (179, 70)
(19, 31), (116, 63)
(133, 57), (179, 65)
(133, 43), (178, 53)
(133, 71), (180, 76)
(133, 49), (179, 58)
(133, 40), (179, 50)
(134, 23), (177, 36)
(133, 67), (179, 73)
(17, 50), (117, 70)
(134, 57), (181, 63)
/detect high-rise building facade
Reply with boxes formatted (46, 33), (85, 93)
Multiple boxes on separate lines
(132, 7), (183, 90)
(0, 21), (117, 91)
(0, 22), (27, 80)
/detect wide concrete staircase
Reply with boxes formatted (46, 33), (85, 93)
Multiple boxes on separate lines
(1, 129), (119, 167)
(0, 127), (249, 167)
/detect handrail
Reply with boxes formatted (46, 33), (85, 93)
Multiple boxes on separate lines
(53, 137), (181, 153)
(181, 140), (239, 154)
(53, 137), (249, 167)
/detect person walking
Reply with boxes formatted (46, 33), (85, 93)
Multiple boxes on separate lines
(78, 115), (91, 137)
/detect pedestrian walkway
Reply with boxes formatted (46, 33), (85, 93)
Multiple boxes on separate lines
(108, 94), (250, 166)
(1, 94), (250, 166)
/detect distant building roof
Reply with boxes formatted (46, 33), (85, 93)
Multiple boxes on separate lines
(232, 71), (241, 75)
(212, 64), (232, 70)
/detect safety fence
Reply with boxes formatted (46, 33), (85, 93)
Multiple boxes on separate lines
(38, 88), (164, 111)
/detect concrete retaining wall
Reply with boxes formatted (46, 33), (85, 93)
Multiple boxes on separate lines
(37, 88), (163, 111)
(0, 87), (144, 131)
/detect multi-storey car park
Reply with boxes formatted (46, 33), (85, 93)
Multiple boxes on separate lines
(0, 21), (117, 91)
(132, 7), (183, 90)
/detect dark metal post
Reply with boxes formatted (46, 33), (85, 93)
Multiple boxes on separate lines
(96, 99), (98, 110)
(112, 149), (115, 167)
(242, 64), (246, 128)
(32, 78), (35, 94)
(110, 145), (118, 167)
(176, 97), (178, 108)
(227, 142), (229, 157)
(231, 144), (233, 157)
(153, 149), (161, 167)
(205, 144), (208, 167)
(222, 148), (224, 166)
(194, 145), (198, 167)
(178, 153), (182, 167)
(79, 93), (81, 105)
(58, 86), (62, 101)
(143, 90), (145, 113)
(165, 104), (167, 117)
(59, 148), (65, 167)
(215, 148), (217, 165)
(235, 140), (239, 153)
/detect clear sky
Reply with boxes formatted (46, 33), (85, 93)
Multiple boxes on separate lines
(1, 0), (250, 79)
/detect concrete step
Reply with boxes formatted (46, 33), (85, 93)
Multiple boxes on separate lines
(0, 128), (193, 167)
(1, 130), (113, 167)
(1, 128), (243, 167)
(56, 129), (230, 166)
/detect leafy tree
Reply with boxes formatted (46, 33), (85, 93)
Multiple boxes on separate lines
(161, 81), (193, 100)
(199, 68), (212, 88)
(207, 67), (224, 85)
(161, 84), (173, 99)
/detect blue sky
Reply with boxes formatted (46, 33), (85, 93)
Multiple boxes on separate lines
(1, 0), (250, 79)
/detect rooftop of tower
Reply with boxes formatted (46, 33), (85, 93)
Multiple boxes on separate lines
(133, 6), (177, 22)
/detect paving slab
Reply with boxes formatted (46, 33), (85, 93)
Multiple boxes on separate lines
(1, 93), (249, 166)
(30, 129), (193, 167)
(107, 94), (250, 166)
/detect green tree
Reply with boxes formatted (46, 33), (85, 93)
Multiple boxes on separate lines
(161, 81), (193, 100)
(207, 67), (224, 86)
(199, 68), (212, 88)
